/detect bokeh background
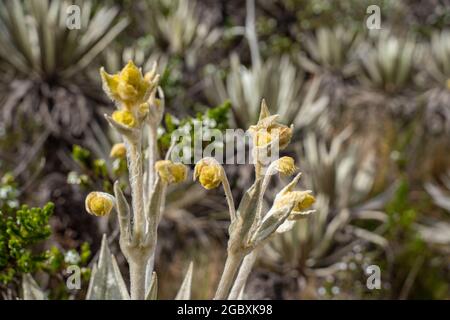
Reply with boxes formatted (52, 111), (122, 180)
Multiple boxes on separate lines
(0, 0), (449, 299)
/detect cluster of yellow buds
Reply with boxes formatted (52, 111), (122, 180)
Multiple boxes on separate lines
(101, 61), (159, 128)
(155, 160), (188, 184)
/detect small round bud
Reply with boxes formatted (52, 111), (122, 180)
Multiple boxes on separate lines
(293, 193), (315, 212)
(194, 158), (223, 190)
(277, 126), (293, 150)
(85, 192), (115, 217)
(274, 191), (315, 214)
(155, 160), (188, 184)
(277, 157), (297, 176)
(110, 143), (127, 159)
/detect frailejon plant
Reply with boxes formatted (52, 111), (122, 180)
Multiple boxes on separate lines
(82, 61), (315, 300)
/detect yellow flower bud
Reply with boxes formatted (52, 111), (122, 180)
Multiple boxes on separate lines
(277, 157), (297, 176)
(293, 193), (315, 212)
(249, 100), (293, 150)
(274, 191), (315, 214)
(110, 143), (127, 159)
(194, 158), (223, 190)
(85, 192), (114, 217)
(155, 160), (188, 184)
(277, 126), (293, 150)
(112, 110), (137, 128)
(100, 61), (159, 109)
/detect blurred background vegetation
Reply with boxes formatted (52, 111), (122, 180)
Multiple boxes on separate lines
(0, 0), (449, 299)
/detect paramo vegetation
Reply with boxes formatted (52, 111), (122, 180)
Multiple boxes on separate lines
(0, 0), (449, 300)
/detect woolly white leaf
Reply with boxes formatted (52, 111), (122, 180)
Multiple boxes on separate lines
(175, 262), (193, 300)
(22, 274), (47, 300)
(86, 234), (130, 300)
(145, 272), (158, 300)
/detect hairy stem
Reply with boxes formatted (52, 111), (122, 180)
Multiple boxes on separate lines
(129, 258), (146, 300)
(228, 248), (260, 299)
(126, 139), (145, 238)
(143, 123), (159, 292)
(214, 252), (244, 300)
(146, 125), (158, 200)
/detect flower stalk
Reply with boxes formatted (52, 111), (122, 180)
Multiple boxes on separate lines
(214, 251), (245, 300)
(87, 61), (187, 300)
(193, 100), (314, 300)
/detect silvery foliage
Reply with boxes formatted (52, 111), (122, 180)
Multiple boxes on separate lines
(297, 26), (360, 129)
(86, 235), (130, 300)
(206, 54), (329, 131)
(354, 31), (419, 117)
(299, 26), (361, 75)
(175, 262), (194, 300)
(419, 30), (450, 135)
(22, 235), (131, 300)
(426, 169), (450, 213)
(143, 0), (221, 68)
(421, 168), (450, 246)
(0, 0), (128, 136)
(423, 30), (450, 86)
(22, 274), (47, 300)
(358, 31), (417, 92)
(21, 235), (193, 300)
(268, 129), (391, 275)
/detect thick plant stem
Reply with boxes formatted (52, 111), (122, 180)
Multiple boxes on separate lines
(214, 252), (244, 300)
(129, 259), (146, 300)
(126, 139), (145, 237)
(228, 248), (259, 299)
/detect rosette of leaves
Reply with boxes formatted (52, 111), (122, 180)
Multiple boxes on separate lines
(263, 130), (394, 297)
(141, 0), (221, 69)
(0, 0), (128, 138)
(352, 31), (419, 118)
(206, 54), (328, 133)
(298, 26), (361, 113)
(426, 168), (450, 213)
(419, 29), (450, 136)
